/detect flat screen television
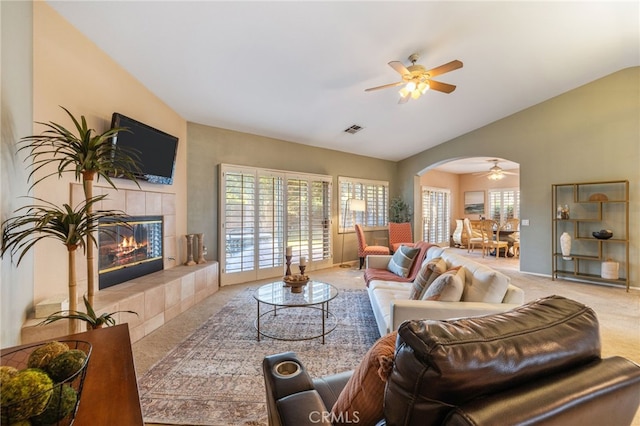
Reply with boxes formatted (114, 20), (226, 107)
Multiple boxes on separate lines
(110, 113), (179, 185)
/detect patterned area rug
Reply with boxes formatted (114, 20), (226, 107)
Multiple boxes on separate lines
(138, 288), (380, 425)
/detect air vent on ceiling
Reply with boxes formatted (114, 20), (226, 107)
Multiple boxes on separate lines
(344, 124), (364, 134)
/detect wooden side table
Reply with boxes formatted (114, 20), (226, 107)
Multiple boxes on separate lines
(1, 324), (143, 425)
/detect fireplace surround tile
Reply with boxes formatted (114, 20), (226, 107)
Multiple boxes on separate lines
(125, 191), (146, 216)
(145, 192), (162, 215)
(22, 263), (219, 345)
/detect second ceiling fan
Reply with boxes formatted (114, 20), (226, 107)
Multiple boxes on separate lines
(365, 53), (463, 104)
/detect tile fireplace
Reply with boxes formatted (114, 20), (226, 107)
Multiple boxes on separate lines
(98, 215), (164, 289)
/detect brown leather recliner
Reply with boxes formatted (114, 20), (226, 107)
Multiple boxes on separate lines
(263, 295), (640, 426)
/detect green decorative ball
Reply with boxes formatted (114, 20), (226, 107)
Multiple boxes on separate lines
(0, 368), (53, 422)
(30, 384), (77, 425)
(46, 350), (87, 383)
(0, 366), (19, 384)
(27, 342), (69, 370)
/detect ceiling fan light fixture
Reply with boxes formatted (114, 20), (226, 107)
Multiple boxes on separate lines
(418, 82), (429, 94)
(406, 81), (417, 92)
(410, 90), (421, 100)
(488, 171), (505, 180)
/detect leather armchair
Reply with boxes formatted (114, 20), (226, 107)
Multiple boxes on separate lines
(263, 296), (640, 426)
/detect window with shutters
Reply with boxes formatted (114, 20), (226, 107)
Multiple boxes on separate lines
(338, 176), (389, 233)
(220, 164), (332, 285)
(488, 188), (520, 224)
(421, 187), (451, 245)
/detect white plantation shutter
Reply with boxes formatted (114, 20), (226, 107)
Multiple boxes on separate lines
(222, 168), (256, 276)
(338, 177), (389, 232)
(421, 187), (450, 245)
(258, 174), (285, 270)
(220, 165), (331, 285)
(310, 180), (332, 262)
(488, 188), (520, 224)
(287, 178), (310, 261)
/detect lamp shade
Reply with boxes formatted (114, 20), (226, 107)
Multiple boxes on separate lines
(349, 199), (366, 212)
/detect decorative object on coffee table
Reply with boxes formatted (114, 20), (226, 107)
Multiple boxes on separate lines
(283, 275), (309, 293)
(284, 246), (292, 276)
(299, 257), (306, 276)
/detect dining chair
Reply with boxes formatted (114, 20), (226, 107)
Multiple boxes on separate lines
(464, 218), (485, 253)
(355, 224), (390, 269)
(480, 220), (509, 259)
(388, 222), (415, 253)
(504, 218), (520, 257)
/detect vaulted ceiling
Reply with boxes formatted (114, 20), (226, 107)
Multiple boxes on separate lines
(48, 1), (639, 164)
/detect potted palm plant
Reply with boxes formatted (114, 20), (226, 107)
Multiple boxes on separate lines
(1, 195), (126, 334)
(39, 295), (138, 330)
(18, 106), (141, 307)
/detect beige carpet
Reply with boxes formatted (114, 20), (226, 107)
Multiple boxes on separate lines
(134, 250), (640, 426)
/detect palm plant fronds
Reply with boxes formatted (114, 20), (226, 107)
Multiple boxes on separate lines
(18, 106), (141, 189)
(1, 195), (128, 265)
(39, 295), (138, 330)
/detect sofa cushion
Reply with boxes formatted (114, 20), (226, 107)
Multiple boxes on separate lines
(387, 245), (420, 278)
(331, 331), (398, 426)
(364, 242), (434, 286)
(461, 267), (509, 303)
(421, 267), (465, 301)
(384, 295), (601, 425)
(438, 249), (510, 303)
(409, 257), (447, 300)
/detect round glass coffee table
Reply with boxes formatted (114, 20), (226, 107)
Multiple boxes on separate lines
(253, 280), (339, 344)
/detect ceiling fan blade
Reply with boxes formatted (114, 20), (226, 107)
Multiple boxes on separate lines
(425, 60), (463, 78)
(364, 81), (404, 92)
(388, 61), (410, 77)
(428, 80), (457, 94)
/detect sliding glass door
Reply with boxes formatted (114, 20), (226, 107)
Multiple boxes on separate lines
(220, 165), (332, 285)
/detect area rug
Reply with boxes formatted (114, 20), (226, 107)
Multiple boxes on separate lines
(138, 288), (380, 425)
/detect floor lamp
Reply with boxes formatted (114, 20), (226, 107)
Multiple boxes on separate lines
(339, 199), (365, 268)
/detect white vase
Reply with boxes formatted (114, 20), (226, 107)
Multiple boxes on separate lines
(560, 232), (572, 260)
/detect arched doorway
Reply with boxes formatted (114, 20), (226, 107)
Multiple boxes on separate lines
(414, 156), (521, 268)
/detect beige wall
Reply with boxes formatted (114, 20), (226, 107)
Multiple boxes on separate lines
(23, 3), (187, 314)
(1, 0), (35, 347)
(399, 67), (639, 285)
(187, 123), (397, 265)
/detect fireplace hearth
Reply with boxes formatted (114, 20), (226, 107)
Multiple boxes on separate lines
(98, 215), (164, 289)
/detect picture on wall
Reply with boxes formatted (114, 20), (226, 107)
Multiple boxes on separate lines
(464, 191), (485, 215)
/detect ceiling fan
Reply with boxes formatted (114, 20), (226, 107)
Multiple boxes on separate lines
(474, 159), (518, 180)
(365, 53), (463, 104)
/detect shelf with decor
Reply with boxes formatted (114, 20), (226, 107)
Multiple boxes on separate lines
(551, 180), (629, 291)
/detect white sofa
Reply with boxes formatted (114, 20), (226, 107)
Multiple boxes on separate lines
(366, 246), (525, 336)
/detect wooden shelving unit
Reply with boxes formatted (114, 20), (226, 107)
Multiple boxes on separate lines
(551, 180), (630, 291)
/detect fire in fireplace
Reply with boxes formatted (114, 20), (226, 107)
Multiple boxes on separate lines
(98, 215), (164, 289)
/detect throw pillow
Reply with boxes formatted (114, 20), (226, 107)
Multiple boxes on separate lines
(387, 245), (420, 278)
(421, 267), (465, 302)
(331, 331), (398, 426)
(409, 257), (447, 300)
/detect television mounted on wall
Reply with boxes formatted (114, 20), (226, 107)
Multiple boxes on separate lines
(110, 112), (178, 185)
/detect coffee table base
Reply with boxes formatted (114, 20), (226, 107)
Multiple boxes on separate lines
(255, 305), (338, 344)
